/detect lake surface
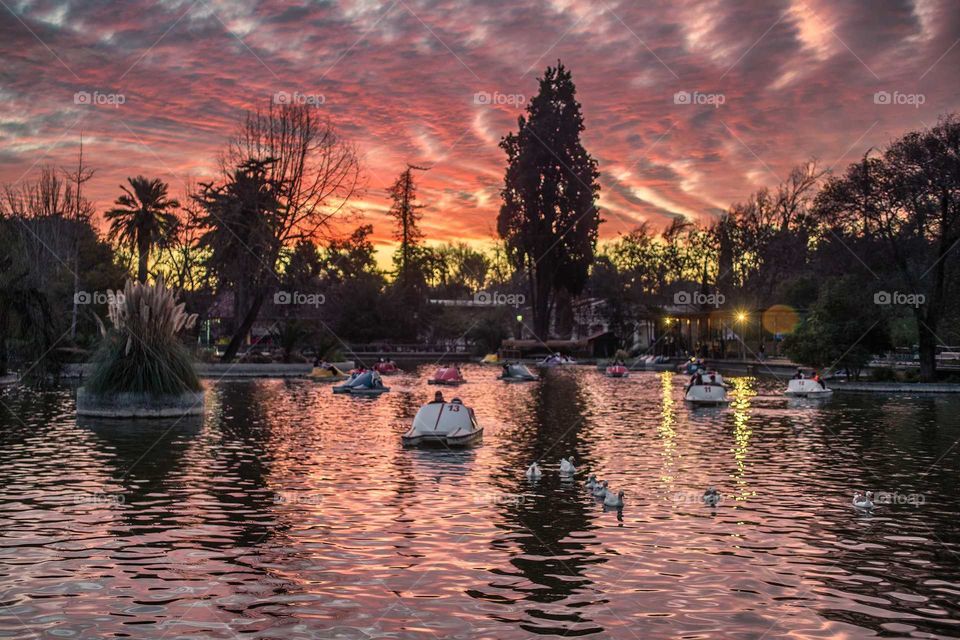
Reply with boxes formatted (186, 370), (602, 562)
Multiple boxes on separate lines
(2, 365), (960, 639)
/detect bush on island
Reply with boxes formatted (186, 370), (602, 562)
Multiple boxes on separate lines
(85, 278), (201, 396)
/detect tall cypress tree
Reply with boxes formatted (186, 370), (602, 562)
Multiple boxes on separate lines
(498, 61), (601, 339)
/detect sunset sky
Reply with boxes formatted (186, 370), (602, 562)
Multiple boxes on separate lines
(1, 0), (958, 260)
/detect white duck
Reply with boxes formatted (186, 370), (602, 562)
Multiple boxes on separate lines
(559, 457), (577, 476)
(592, 480), (608, 498)
(525, 461), (543, 480)
(703, 487), (721, 507)
(584, 474), (597, 490)
(853, 491), (875, 510)
(604, 489), (625, 508)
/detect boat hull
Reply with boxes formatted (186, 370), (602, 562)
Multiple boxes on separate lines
(785, 379), (832, 398)
(684, 384), (729, 405)
(402, 427), (483, 447)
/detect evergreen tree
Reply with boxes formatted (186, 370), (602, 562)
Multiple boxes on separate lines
(498, 61), (600, 338)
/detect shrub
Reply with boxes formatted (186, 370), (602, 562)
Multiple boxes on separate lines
(870, 366), (898, 382)
(85, 278), (201, 395)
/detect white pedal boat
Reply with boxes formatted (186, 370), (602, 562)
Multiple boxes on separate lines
(498, 363), (539, 382)
(332, 370), (390, 395)
(684, 383), (729, 405)
(402, 400), (483, 447)
(784, 378), (833, 398)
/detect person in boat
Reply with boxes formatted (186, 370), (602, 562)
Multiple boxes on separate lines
(451, 397), (463, 405)
(709, 372), (717, 384)
(690, 371), (703, 387)
(812, 371), (825, 388)
(431, 390), (445, 403)
(792, 368), (804, 380)
(502, 363), (511, 377)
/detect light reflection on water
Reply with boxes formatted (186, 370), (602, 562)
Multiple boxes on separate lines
(1, 366), (960, 638)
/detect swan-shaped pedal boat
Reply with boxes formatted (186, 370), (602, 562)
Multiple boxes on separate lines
(332, 370), (390, 395)
(684, 382), (728, 405)
(427, 366), (466, 386)
(605, 364), (629, 378)
(308, 363), (349, 382)
(784, 378), (833, 398)
(498, 363), (539, 382)
(402, 399), (483, 447)
(373, 360), (400, 375)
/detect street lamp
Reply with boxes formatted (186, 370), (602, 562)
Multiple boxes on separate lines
(735, 311), (748, 359)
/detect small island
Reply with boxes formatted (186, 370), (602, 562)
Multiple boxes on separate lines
(76, 278), (203, 418)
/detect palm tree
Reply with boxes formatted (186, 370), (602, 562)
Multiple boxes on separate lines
(105, 176), (179, 283)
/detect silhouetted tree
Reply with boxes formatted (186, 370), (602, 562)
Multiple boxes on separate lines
(388, 165), (428, 289)
(498, 61), (600, 338)
(816, 115), (960, 381)
(105, 176), (179, 283)
(195, 159), (282, 362)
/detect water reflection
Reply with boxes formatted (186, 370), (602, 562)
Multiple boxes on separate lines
(0, 368), (959, 639)
(728, 376), (756, 501)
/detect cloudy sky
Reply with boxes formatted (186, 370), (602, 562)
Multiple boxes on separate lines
(1, 0), (958, 256)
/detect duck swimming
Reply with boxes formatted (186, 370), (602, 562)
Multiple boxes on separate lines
(853, 491), (875, 510)
(585, 474), (597, 490)
(592, 480), (609, 498)
(703, 487), (721, 507)
(560, 457), (577, 476)
(604, 489), (625, 508)
(525, 462), (543, 480)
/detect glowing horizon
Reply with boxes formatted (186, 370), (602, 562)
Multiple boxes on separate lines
(1, 0), (957, 257)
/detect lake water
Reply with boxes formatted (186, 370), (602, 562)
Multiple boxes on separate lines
(2, 366), (960, 639)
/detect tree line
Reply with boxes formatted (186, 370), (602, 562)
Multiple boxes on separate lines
(1, 61), (959, 382)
